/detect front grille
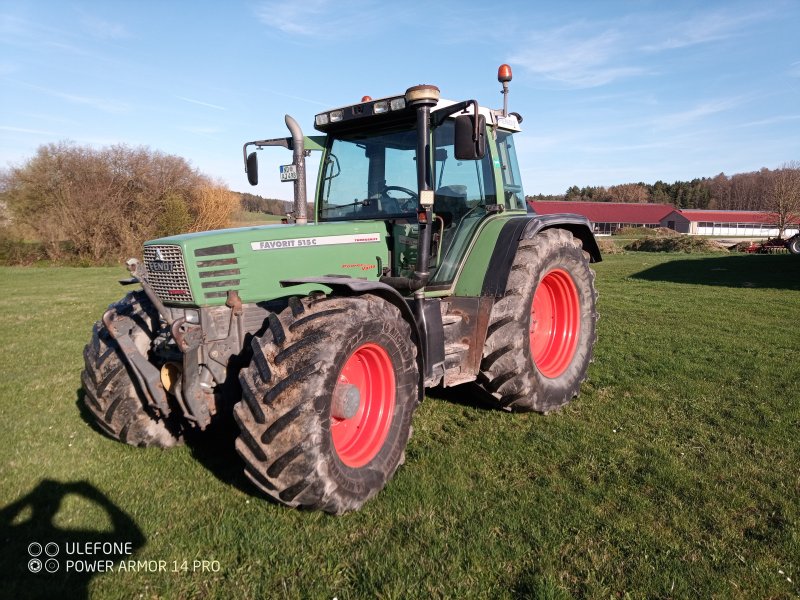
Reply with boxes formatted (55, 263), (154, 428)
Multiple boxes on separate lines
(143, 245), (194, 303)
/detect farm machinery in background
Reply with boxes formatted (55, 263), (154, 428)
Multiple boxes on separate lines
(743, 233), (800, 254)
(81, 66), (601, 514)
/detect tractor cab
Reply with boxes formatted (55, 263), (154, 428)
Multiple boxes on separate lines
(313, 99), (526, 286)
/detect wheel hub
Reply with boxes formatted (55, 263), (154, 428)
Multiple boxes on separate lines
(331, 383), (361, 420)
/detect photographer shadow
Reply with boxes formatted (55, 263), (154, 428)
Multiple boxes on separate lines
(0, 479), (145, 600)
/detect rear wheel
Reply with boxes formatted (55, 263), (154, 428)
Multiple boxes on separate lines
(477, 228), (598, 412)
(235, 294), (420, 514)
(81, 292), (182, 447)
(788, 234), (800, 255)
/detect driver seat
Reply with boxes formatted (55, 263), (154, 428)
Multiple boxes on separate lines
(433, 185), (468, 227)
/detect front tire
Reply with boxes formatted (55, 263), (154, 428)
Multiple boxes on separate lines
(235, 294), (420, 514)
(477, 228), (598, 412)
(81, 292), (182, 448)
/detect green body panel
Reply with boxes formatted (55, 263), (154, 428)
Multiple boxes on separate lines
(145, 221), (388, 307)
(305, 135), (326, 152)
(450, 213), (529, 297)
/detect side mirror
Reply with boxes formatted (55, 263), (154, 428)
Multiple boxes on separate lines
(246, 152), (258, 186)
(454, 114), (486, 160)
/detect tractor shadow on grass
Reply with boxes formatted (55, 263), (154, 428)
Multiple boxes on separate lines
(630, 254), (800, 290)
(426, 382), (509, 412)
(0, 479), (145, 600)
(182, 407), (254, 495)
(75, 387), (254, 500)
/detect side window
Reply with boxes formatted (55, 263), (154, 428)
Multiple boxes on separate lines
(496, 131), (525, 209)
(433, 121), (495, 208)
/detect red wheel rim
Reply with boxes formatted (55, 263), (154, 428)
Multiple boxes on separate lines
(530, 269), (580, 378)
(331, 343), (395, 468)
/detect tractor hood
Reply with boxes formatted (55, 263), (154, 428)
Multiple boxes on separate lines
(142, 221), (388, 307)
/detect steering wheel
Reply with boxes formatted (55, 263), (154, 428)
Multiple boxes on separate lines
(382, 185), (418, 212)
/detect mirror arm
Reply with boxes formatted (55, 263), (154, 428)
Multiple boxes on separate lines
(242, 138), (292, 173)
(431, 99), (480, 142)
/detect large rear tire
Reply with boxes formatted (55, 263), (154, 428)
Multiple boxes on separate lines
(81, 292), (182, 448)
(235, 294), (420, 514)
(477, 228), (598, 412)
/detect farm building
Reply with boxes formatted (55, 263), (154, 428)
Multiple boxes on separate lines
(530, 201), (675, 234)
(530, 201), (800, 237)
(664, 209), (799, 237)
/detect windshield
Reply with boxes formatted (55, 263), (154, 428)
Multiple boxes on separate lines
(318, 127), (418, 221)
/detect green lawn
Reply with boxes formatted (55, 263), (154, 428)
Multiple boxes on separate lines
(230, 211), (286, 227)
(1, 253), (798, 599)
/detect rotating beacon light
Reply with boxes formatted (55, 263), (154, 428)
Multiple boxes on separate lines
(498, 64), (512, 117)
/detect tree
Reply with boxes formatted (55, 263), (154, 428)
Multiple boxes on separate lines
(565, 185), (581, 202)
(767, 161), (800, 237)
(1, 141), (235, 262)
(608, 183), (648, 203)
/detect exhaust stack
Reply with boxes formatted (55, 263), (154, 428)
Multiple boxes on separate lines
(285, 114), (308, 224)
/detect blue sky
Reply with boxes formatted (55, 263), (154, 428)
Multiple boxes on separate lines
(1, 0), (798, 200)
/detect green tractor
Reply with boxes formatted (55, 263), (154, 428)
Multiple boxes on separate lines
(82, 65), (601, 514)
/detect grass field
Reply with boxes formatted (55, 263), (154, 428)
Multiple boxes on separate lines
(230, 211), (285, 228)
(1, 253), (798, 599)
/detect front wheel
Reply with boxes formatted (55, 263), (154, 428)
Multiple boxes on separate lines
(234, 294), (420, 514)
(81, 292), (183, 447)
(477, 228), (598, 412)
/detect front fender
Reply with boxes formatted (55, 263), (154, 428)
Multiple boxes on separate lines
(280, 276), (429, 395)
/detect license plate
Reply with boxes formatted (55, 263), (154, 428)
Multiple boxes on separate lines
(280, 164), (297, 182)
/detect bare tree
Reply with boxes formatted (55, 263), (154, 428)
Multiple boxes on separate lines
(3, 141), (236, 262)
(767, 161), (800, 237)
(608, 183), (649, 203)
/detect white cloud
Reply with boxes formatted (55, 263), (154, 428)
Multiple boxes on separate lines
(182, 126), (224, 136)
(738, 114), (800, 128)
(0, 60), (18, 76)
(177, 96), (227, 111)
(79, 14), (131, 40)
(0, 125), (56, 136)
(510, 24), (646, 89)
(254, 0), (384, 38)
(510, 6), (779, 90)
(655, 97), (749, 129)
(52, 90), (130, 114)
(643, 8), (772, 52)
(20, 82), (130, 113)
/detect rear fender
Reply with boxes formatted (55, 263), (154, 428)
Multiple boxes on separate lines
(481, 214), (601, 298)
(523, 213), (601, 262)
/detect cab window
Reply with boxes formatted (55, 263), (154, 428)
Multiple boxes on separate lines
(495, 131), (525, 209)
(318, 128), (418, 221)
(428, 120), (496, 285)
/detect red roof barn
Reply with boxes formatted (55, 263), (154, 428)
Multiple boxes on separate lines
(530, 201), (674, 234)
(529, 201), (800, 237)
